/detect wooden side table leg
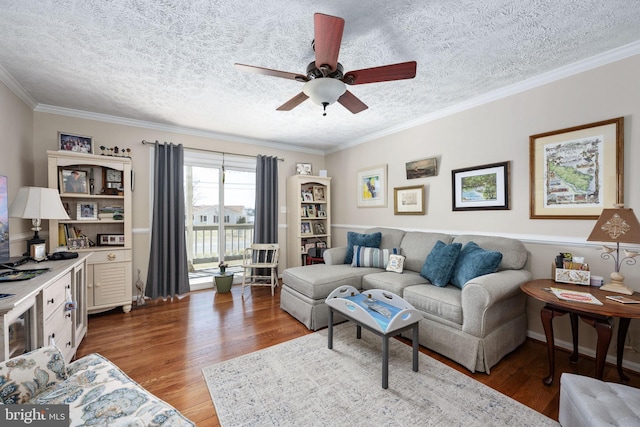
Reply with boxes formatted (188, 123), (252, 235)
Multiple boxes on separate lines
(569, 312), (579, 364)
(617, 317), (631, 384)
(593, 318), (613, 380)
(541, 305), (565, 386)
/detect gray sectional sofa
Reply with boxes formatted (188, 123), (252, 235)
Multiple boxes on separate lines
(281, 227), (532, 373)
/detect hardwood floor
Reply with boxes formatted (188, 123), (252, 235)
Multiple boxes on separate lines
(76, 285), (640, 426)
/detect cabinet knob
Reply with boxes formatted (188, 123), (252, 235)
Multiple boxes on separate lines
(50, 333), (55, 339)
(107, 253), (116, 261)
(48, 298), (55, 304)
(66, 341), (72, 347)
(66, 313), (71, 318)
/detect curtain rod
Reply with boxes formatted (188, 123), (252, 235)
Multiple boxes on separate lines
(141, 140), (285, 161)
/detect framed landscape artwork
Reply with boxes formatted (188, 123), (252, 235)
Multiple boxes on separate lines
(405, 158), (437, 179)
(451, 161), (510, 211)
(357, 164), (387, 208)
(529, 117), (623, 219)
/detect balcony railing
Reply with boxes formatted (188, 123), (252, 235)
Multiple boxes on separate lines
(189, 223), (254, 266)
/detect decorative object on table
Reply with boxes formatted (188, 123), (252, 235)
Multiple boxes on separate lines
(98, 145), (132, 157)
(405, 157), (437, 179)
(451, 161), (510, 211)
(586, 204), (640, 295)
(58, 132), (93, 154)
(9, 186), (70, 255)
(296, 163), (312, 175)
(394, 185), (425, 215)
(59, 169), (89, 194)
(135, 269), (146, 306)
(529, 117), (623, 219)
(30, 242), (47, 261)
(552, 252), (590, 285)
(218, 260), (228, 274)
(550, 287), (603, 305)
(357, 164), (387, 208)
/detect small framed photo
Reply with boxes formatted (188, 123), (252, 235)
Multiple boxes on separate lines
(60, 169), (89, 194)
(317, 210), (327, 218)
(307, 205), (316, 217)
(394, 185), (425, 215)
(58, 132), (93, 154)
(97, 234), (125, 246)
(301, 190), (313, 202)
(312, 186), (326, 202)
(68, 237), (89, 249)
(296, 163), (312, 175)
(451, 161), (510, 211)
(313, 222), (326, 235)
(300, 221), (312, 235)
(300, 206), (308, 217)
(77, 202), (98, 220)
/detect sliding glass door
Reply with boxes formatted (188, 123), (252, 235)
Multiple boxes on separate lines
(183, 150), (255, 272)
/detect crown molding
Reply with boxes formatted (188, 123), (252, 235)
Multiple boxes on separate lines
(0, 63), (37, 109)
(329, 40), (640, 154)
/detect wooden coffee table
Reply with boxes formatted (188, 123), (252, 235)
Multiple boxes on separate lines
(521, 278), (640, 385)
(325, 286), (422, 389)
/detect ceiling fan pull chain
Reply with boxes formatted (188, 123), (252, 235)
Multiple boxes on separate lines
(322, 102), (329, 116)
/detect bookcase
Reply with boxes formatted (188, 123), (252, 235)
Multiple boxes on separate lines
(47, 150), (132, 313)
(286, 175), (331, 268)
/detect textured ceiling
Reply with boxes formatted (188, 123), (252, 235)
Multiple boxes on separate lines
(1, 1), (640, 152)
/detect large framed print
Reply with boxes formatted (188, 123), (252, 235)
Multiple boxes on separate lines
(394, 185), (425, 215)
(58, 132), (93, 154)
(452, 161), (510, 211)
(529, 117), (624, 219)
(357, 164), (387, 208)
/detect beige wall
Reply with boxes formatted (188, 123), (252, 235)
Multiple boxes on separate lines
(327, 54), (640, 368)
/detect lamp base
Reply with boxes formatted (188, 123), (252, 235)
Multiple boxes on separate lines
(599, 282), (634, 295)
(24, 237), (45, 257)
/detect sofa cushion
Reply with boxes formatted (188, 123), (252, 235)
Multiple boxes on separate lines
(403, 284), (463, 326)
(283, 264), (380, 299)
(0, 346), (67, 404)
(450, 242), (503, 288)
(362, 270), (429, 296)
(344, 232), (382, 264)
(421, 240), (462, 286)
(364, 227), (406, 250)
(351, 246), (400, 268)
(400, 232), (454, 273)
(452, 234), (527, 271)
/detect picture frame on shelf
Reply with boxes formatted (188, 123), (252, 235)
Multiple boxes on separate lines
(77, 202), (98, 220)
(406, 157), (437, 179)
(296, 163), (312, 175)
(312, 186), (326, 202)
(394, 185), (425, 215)
(307, 205), (316, 217)
(300, 206), (308, 217)
(357, 164), (387, 208)
(452, 161), (510, 211)
(97, 234), (125, 246)
(529, 117), (624, 219)
(301, 221), (312, 235)
(313, 222), (326, 235)
(317, 210), (327, 218)
(67, 237), (89, 250)
(60, 169), (89, 194)
(301, 190), (313, 202)
(58, 132), (93, 154)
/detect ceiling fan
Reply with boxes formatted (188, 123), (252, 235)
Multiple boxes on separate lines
(235, 13), (417, 116)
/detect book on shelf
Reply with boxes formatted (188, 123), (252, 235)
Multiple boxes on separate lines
(550, 287), (603, 305)
(606, 295), (640, 304)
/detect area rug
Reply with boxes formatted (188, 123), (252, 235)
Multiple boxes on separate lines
(203, 324), (558, 426)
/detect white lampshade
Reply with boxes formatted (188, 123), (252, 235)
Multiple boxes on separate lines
(9, 187), (70, 221)
(302, 78), (346, 106)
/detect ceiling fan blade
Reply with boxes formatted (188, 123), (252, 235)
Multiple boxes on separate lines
(314, 13), (345, 72)
(276, 92), (309, 111)
(343, 61), (417, 85)
(338, 90), (368, 114)
(234, 63), (306, 81)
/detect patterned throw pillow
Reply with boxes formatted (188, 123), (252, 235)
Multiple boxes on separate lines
(450, 242), (503, 288)
(420, 240), (462, 286)
(343, 232), (382, 264)
(351, 246), (400, 268)
(386, 254), (406, 273)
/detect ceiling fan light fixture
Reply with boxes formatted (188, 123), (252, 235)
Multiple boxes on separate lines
(302, 78), (346, 107)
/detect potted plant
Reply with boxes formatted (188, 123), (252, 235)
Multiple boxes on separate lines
(215, 261), (233, 293)
(219, 260), (229, 274)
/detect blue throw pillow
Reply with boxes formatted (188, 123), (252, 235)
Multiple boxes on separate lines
(344, 232), (382, 264)
(450, 242), (503, 289)
(420, 240), (462, 286)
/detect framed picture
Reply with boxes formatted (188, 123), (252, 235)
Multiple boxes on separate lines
(97, 234), (125, 246)
(296, 163), (312, 175)
(67, 237), (89, 250)
(307, 205), (316, 217)
(317, 210), (327, 218)
(357, 164), (387, 208)
(312, 186), (326, 202)
(452, 161), (510, 211)
(77, 202), (98, 220)
(313, 222), (326, 235)
(60, 169), (89, 194)
(58, 132), (93, 154)
(394, 185), (425, 215)
(406, 158), (437, 179)
(529, 117), (624, 219)
(300, 206), (308, 217)
(300, 221), (312, 235)
(301, 190), (313, 202)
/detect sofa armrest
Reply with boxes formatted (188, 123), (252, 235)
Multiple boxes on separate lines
(324, 247), (347, 265)
(460, 269), (532, 337)
(0, 346), (67, 403)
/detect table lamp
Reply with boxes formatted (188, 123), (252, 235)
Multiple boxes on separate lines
(586, 204), (640, 295)
(9, 186), (70, 256)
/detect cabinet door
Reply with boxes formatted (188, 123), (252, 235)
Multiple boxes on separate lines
(93, 262), (132, 307)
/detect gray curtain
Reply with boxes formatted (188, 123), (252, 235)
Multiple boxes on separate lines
(146, 142), (190, 299)
(254, 155), (279, 244)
